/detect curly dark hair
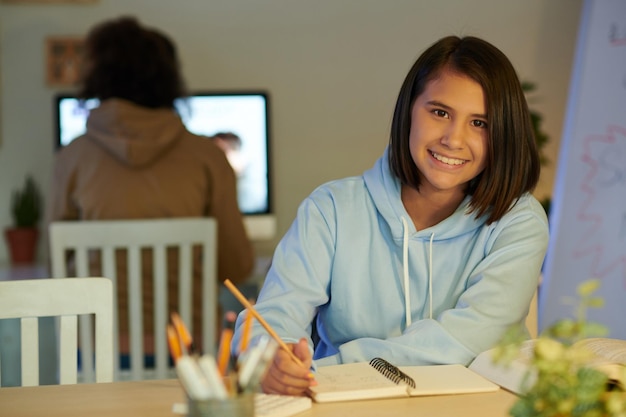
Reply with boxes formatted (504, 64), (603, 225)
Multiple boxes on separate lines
(78, 16), (186, 108)
(389, 35), (540, 224)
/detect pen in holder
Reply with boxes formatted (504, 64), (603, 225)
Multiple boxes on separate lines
(168, 310), (278, 417)
(183, 338), (276, 416)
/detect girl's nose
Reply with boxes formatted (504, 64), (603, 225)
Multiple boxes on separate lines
(440, 121), (466, 150)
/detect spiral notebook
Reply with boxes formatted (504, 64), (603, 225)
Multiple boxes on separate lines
(307, 358), (499, 403)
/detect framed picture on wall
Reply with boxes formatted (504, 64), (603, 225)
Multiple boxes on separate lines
(45, 37), (84, 86)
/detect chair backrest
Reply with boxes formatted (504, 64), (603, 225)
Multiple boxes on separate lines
(0, 277), (114, 386)
(48, 218), (217, 382)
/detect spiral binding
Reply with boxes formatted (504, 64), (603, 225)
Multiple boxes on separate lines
(369, 358), (416, 389)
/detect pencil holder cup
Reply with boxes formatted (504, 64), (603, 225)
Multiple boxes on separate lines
(187, 393), (254, 417)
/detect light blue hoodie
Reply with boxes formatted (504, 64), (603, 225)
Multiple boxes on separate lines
(232, 147), (549, 367)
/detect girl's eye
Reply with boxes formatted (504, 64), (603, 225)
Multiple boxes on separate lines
(472, 120), (488, 129)
(433, 109), (449, 118)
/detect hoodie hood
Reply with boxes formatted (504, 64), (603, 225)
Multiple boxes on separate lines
(85, 98), (185, 168)
(363, 146), (485, 243)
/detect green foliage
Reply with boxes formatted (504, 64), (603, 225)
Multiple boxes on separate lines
(522, 81), (552, 217)
(522, 81), (551, 167)
(494, 279), (626, 417)
(11, 175), (42, 228)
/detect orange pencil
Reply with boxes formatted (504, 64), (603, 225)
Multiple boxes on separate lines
(223, 279), (307, 369)
(166, 324), (182, 362)
(170, 312), (194, 354)
(217, 311), (237, 376)
(238, 301), (255, 354)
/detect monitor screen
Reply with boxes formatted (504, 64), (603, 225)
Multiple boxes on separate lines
(54, 91), (275, 239)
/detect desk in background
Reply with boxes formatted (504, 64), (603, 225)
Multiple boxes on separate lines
(0, 379), (518, 417)
(0, 264), (49, 282)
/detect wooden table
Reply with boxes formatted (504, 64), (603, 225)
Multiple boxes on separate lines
(0, 379), (519, 417)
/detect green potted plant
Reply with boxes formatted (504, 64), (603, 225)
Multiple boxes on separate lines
(4, 175), (43, 265)
(522, 81), (552, 216)
(492, 280), (626, 417)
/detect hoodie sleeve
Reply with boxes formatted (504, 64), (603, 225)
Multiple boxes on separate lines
(231, 192), (334, 354)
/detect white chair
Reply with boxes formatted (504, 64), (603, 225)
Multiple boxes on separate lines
(0, 277), (114, 386)
(48, 218), (217, 381)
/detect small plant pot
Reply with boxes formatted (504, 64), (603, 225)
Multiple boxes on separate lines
(4, 227), (39, 265)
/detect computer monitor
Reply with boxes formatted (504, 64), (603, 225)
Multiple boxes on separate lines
(54, 91), (276, 240)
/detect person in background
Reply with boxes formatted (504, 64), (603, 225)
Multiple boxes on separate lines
(212, 131), (248, 178)
(231, 35), (549, 395)
(48, 16), (254, 356)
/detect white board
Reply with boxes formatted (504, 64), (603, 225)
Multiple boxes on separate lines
(540, 0), (626, 338)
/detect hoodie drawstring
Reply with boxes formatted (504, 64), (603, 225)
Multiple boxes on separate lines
(401, 217), (411, 327)
(400, 217), (435, 328)
(428, 232), (434, 319)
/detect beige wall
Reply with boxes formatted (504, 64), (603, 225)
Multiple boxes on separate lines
(0, 0), (583, 265)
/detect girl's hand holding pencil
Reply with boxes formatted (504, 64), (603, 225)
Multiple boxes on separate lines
(223, 279), (317, 396)
(260, 337), (316, 396)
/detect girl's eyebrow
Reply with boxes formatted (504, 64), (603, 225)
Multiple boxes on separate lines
(426, 100), (488, 120)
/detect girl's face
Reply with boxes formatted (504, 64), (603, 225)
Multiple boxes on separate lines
(408, 68), (488, 197)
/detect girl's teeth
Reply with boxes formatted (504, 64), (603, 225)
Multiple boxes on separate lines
(432, 152), (465, 166)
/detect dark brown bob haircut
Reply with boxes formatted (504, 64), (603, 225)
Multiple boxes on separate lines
(78, 16), (185, 108)
(388, 36), (540, 224)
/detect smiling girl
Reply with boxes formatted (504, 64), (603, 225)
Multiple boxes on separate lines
(232, 35), (549, 396)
